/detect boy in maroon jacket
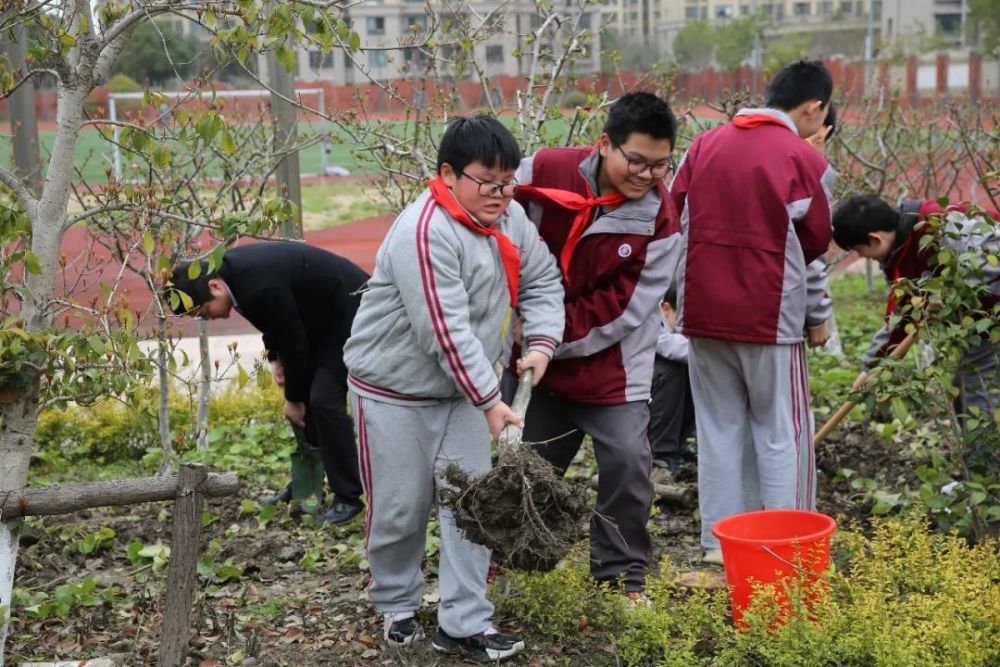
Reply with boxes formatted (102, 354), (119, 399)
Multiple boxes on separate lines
(669, 60), (836, 563)
(834, 195), (999, 430)
(509, 92), (682, 597)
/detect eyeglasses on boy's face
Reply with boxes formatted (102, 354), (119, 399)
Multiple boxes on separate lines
(614, 145), (675, 179)
(459, 171), (519, 197)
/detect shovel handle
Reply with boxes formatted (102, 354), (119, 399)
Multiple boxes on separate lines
(813, 328), (920, 445)
(497, 368), (533, 458)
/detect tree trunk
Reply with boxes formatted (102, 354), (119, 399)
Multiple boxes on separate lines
(158, 316), (174, 471)
(1, 80), (87, 666)
(196, 320), (210, 452)
(0, 395), (41, 667)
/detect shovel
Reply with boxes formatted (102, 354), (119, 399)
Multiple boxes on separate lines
(497, 368), (533, 459)
(814, 329), (920, 445)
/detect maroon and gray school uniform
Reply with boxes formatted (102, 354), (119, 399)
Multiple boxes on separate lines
(511, 146), (683, 590)
(865, 200), (999, 420)
(648, 317), (696, 460)
(669, 107), (836, 549)
(344, 189), (564, 637)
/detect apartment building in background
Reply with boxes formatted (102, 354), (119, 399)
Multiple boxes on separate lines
(603, 0), (883, 60)
(881, 0), (975, 48)
(282, 0), (601, 86)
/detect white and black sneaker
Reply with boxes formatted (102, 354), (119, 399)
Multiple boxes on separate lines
(431, 626), (525, 662)
(383, 612), (424, 647)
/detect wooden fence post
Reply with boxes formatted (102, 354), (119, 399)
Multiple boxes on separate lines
(159, 464), (208, 667)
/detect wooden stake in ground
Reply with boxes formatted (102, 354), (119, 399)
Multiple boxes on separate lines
(814, 329), (920, 445)
(159, 464), (209, 667)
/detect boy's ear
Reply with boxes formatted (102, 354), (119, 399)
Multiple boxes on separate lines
(597, 133), (612, 157)
(865, 232), (883, 247)
(440, 162), (458, 187)
(206, 277), (225, 295)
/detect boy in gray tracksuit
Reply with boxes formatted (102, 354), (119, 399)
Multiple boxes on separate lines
(343, 116), (564, 662)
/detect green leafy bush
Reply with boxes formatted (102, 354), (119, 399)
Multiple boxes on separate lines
(35, 383), (286, 463)
(498, 513), (1000, 666)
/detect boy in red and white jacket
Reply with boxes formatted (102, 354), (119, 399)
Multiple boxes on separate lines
(669, 60), (837, 561)
(510, 92), (682, 596)
(834, 195), (1000, 426)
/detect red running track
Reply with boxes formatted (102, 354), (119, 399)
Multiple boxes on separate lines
(51, 214), (393, 337)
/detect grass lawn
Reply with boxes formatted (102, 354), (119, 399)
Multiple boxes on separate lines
(0, 114), (636, 188)
(300, 180), (391, 230)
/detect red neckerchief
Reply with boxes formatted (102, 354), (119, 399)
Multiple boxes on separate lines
(732, 114), (792, 130)
(427, 176), (521, 308)
(518, 174), (627, 280)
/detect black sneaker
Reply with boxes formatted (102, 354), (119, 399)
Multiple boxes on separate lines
(431, 627), (525, 662)
(316, 501), (363, 525)
(384, 614), (424, 647)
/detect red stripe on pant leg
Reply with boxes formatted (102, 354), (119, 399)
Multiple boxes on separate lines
(356, 397), (374, 554)
(799, 344), (815, 508)
(355, 397), (378, 594)
(790, 344), (802, 509)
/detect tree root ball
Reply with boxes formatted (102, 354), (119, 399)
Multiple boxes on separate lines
(439, 448), (590, 571)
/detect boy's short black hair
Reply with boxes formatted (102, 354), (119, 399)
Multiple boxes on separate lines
(662, 286), (678, 309)
(825, 100), (837, 138)
(603, 92), (677, 148)
(169, 259), (216, 315)
(832, 194), (899, 250)
(436, 114), (522, 174)
(765, 59), (833, 111)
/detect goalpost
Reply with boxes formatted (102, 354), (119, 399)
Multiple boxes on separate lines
(106, 87), (327, 180)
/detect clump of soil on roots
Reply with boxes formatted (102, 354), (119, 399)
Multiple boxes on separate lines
(440, 447), (591, 571)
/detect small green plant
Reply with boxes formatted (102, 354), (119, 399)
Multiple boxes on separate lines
(11, 578), (116, 620)
(125, 540), (171, 572)
(71, 526), (117, 555)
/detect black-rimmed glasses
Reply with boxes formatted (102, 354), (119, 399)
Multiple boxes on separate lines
(459, 171), (518, 197)
(614, 145), (675, 179)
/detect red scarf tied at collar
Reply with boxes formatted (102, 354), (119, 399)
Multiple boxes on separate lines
(427, 176), (522, 308)
(732, 113), (792, 130)
(518, 178), (627, 281)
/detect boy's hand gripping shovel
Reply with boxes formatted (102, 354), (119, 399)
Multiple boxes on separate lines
(497, 368), (533, 460)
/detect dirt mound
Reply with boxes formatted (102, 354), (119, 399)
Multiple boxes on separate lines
(440, 448), (591, 571)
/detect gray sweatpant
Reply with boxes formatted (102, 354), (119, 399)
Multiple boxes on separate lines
(687, 338), (815, 549)
(502, 372), (653, 591)
(349, 392), (493, 638)
(956, 338), (1000, 419)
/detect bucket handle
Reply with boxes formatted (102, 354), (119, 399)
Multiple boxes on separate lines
(759, 545), (820, 578)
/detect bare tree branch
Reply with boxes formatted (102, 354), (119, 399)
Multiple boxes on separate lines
(0, 164), (39, 211)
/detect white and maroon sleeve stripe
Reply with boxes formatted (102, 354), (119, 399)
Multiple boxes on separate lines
(415, 199), (485, 404)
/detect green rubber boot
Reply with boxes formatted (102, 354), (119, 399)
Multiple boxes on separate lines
(289, 424), (324, 514)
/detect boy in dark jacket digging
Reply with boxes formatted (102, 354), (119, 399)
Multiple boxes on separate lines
(343, 115), (564, 661)
(833, 195), (1000, 431)
(510, 92), (683, 599)
(170, 242), (369, 525)
(669, 60), (837, 564)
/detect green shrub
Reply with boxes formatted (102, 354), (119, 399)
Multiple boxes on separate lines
(35, 383), (286, 463)
(561, 91), (588, 109)
(498, 513), (1000, 667)
(106, 72), (142, 93)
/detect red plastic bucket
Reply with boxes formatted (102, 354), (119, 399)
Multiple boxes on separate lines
(711, 509), (836, 625)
